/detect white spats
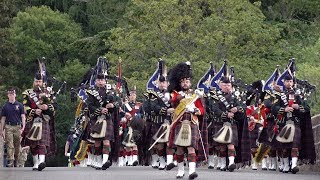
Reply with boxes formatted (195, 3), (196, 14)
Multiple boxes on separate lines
(96, 155), (102, 169)
(279, 157), (284, 171)
(103, 154), (109, 165)
(127, 155), (133, 166)
(176, 162), (184, 178)
(261, 158), (268, 170)
(32, 155), (39, 170)
(291, 157), (299, 174)
(158, 156), (166, 170)
(220, 157), (226, 170)
(282, 158), (289, 173)
(166, 155), (173, 165)
(118, 156), (124, 167)
(251, 161), (258, 170)
(208, 155), (215, 169)
(151, 154), (159, 168)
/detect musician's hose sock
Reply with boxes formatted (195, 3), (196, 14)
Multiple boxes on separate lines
(38, 145), (47, 155)
(95, 146), (102, 155)
(209, 148), (214, 155)
(188, 153), (197, 162)
(269, 149), (277, 157)
(31, 147), (39, 156)
(157, 148), (165, 157)
(102, 144), (111, 154)
(228, 148), (236, 157)
(291, 148), (299, 157)
(176, 154), (184, 163)
(282, 149), (289, 158)
(166, 147), (174, 155)
(220, 149), (227, 157)
(132, 150), (138, 155)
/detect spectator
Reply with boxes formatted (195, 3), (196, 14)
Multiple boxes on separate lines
(0, 88), (26, 167)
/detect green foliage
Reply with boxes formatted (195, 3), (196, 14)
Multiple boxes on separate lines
(8, 6), (83, 88)
(68, 30), (111, 66)
(9, 6), (83, 64)
(2, 0), (320, 166)
(55, 59), (90, 87)
(108, 0), (286, 85)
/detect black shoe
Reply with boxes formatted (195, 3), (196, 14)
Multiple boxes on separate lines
(7, 161), (14, 167)
(228, 164), (236, 172)
(32, 168), (38, 171)
(291, 167), (299, 174)
(38, 162), (46, 171)
(95, 167), (102, 170)
(262, 168), (268, 171)
(269, 168), (276, 171)
(166, 163), (175, 170)
(132, 160), (138, 166)
(189, 172), (198, 179)
(176, 174), (184, 179)
(220, 167), (226, 171)
(102, 161), (111, 170)
(208, 166), (214, 169)
(216, 167), (221, 170)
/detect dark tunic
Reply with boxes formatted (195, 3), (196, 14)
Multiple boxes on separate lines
(86, 87), (117, 142)
(22, 89), (55, 150)
(272, 89), (308, 149)
(144, 90), (171, 144)
(210, 90), (251, 163)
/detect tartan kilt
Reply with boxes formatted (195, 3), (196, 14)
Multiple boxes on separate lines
(212, 122), (238, 146)
(249, 123), (263, 148)
(172, 113), (199, 150)
(207, 122), (215, 147)
(25, 119), (50, 147)
(259, 121), (283, 149)
(90, 117), (114, 142)
(81, 119), (93, 141)
(277, 125), (301, 149)
(150, 122), (163, 144)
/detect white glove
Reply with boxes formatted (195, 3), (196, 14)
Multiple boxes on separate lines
(186, 104), (195, 113)
(120, 117), (127, 123)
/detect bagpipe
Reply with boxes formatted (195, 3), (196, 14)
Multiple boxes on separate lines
(38, 57), (67, 103)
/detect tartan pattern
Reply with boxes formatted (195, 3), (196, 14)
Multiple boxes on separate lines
(25, 119), (50, 147)
(299, 112), (316, 164)
(150, 123), (162, 144)
(277, 125), (301, 149)
(169, 113), (197, 149)
(212, 123), (239, 146)
(197, 114), (208, 162)
(249, 124), (263, 148)
(258, 117), (282, 148)
(235, 113), (251, 163)
(90, 117), (114, 141)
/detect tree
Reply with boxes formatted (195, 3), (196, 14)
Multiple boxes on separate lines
(108, 0), (286, 88)
(8, 6), (83, 88)
(0, 0), (20, 85)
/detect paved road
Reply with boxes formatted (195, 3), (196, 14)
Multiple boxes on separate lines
(1, 166), (319, 180)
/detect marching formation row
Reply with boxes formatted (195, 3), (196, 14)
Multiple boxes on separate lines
(1, 58), (316, 180)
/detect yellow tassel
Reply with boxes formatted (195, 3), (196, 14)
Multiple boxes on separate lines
(254, 143), (270, 163)
(75, 101), (83, 117)
(75, 140), (88, 161)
